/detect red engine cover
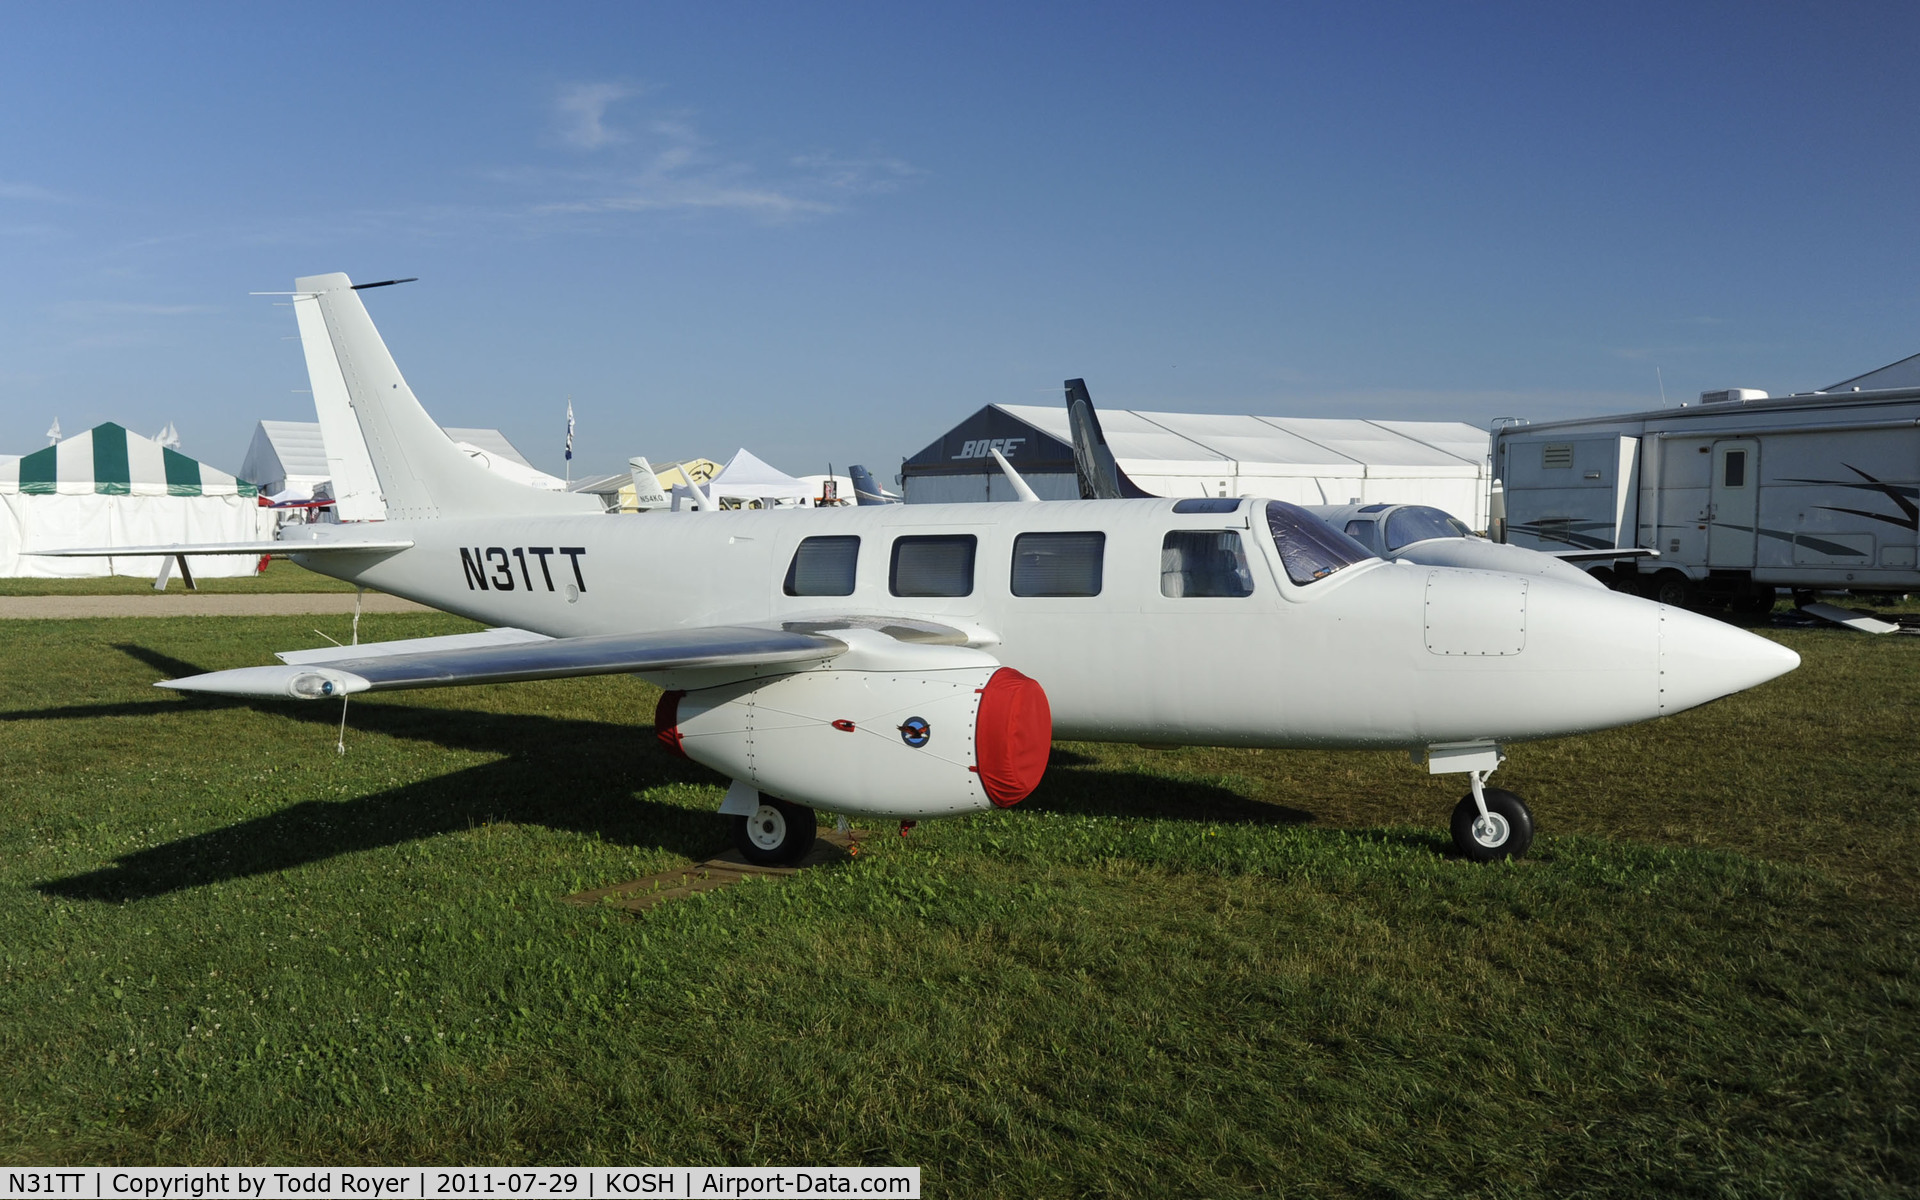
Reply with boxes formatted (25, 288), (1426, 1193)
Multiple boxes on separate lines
(654, 689), (685, 757)
(974, 668), (1052, 806)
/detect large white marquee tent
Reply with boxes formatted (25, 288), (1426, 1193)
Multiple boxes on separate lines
(0, 423), (274, 578)
(902, 404), (1494, 528)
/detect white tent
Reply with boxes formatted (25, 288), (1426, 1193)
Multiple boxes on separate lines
(240, 420), (332, 500)
(903, 404), (1493, 528)
(1, 422), (274, 577)
(705, 448), (813, 508)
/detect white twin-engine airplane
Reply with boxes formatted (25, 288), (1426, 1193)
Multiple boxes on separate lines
(57, 273), (1800, 868)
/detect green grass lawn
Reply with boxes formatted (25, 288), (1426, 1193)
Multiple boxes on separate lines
(0, 559), (358, 595)
(0, 612), (1913, 1195)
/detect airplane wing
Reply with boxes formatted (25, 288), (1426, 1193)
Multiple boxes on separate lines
(1544, 547), (1658, 562)
(36, 540), (415, 557)
(158, 624), (851, 699)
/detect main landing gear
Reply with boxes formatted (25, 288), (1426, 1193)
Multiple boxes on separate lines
(732, 796), (818, 866)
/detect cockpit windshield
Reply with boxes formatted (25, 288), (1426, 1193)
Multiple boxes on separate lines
(1265, 501), (1377, 585)
(1383, 506), (1472, 552)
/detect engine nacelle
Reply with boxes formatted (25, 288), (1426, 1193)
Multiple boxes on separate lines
(656, 664), (1051, 819)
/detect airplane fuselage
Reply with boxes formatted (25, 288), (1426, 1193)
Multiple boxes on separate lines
(289, 497), (1789, 751)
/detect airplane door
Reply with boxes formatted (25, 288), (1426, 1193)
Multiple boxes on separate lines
(1707, 440), (1759, 568)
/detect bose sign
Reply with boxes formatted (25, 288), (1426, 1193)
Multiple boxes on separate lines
(952, 437), (1025, 461)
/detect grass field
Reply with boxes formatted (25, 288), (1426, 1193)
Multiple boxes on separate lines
(0, 560), (358, 595)
(0, 609), (1914, 1195)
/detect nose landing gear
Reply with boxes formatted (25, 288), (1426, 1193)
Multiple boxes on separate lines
(1426, 743), (1535, 862)
(1450, 770), (1535, 862)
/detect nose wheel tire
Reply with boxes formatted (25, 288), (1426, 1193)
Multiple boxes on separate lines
(1450, 788), (1534, 862)
(731, 797), (818, 866)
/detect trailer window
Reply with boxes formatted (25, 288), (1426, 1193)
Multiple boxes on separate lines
(1724, 451), (1746, 488)
(1160, 531), (1254, 597)
(1383, 506), (1472, 551)
(783, 536), (859, 597)
(1267, 501), (1376, 585)
(890, 535), (976, 597)
(1011, 531), (1105, 596)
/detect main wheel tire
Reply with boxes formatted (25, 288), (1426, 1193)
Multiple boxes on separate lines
(1647, 571), (1693, 608)
(731, 797), (818, 866)
(1732, 585), (1777, 615)
(1450, 788), (1535, 863)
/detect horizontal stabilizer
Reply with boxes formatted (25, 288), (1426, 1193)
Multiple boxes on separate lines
(36, 539), (415, 558)
(159, 625), (848, 699)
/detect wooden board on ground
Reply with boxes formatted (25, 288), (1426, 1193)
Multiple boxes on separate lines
(563, 828), (867, 914)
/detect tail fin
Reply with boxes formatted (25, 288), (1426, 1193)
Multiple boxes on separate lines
(1064, 379), (1156, 500)
(628, 456), (669, 510)
(848, 464), (897, 505)
(294, 273), (602, 520)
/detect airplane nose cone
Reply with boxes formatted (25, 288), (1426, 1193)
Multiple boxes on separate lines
(1658, 607), (1799, 716)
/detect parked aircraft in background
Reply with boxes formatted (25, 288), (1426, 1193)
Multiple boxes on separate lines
(1063, 379), (1608, 588)
(49, 275), (1799, 868)
(848, 465), (900, 506)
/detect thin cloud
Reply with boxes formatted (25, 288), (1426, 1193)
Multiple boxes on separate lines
(51, 301), (221, 320)
(555, 83), (636, 150)
(0, 181), (68, 203)
(789, 153), (927, 194)
(527, 97), (921, 223)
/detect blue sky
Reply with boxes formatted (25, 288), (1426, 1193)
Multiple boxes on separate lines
(3, 3), (1916, 482)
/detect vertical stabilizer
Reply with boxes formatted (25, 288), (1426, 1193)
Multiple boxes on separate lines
(293, 273), (602, 520)
(628, 456), (669, 510)
(293, 290), (387, 521)
(1064, 379), (1156, 500)
(848, 464), (897, 505)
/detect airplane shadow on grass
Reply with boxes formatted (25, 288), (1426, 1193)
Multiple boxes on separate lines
(35, 645), (729, 904)
(33, 644), (1326, 904)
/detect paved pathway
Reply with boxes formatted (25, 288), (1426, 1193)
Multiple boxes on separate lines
(0, 593), (434, 619)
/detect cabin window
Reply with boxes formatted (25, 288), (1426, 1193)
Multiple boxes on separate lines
(1383, 506), (1471, 551)
(1160, 530), (1254, 597)
(1543, 444), (1573, 469)
(1011, 532), (1105, 596)
(1267, 500), (1375, 585)
(783, 535), (860, 597)
(890, 534), (977, 597)
(1723, 450), (1747, 488)
(1171, 498), (1241, 514)
(1344, 519), (1375, 544)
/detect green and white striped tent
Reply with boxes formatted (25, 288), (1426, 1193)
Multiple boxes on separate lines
(0, 422), (257, 497)
(1, 423), (273, 578)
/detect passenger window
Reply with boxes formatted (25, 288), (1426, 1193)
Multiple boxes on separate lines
(783, 535), (859, 597)
(1724, 451), (1746, 488)
(1011, 532), (1105, 596)
(1160, 530), (1254, 598)
(1344, 519), (1375, 545)
(890, 534), (977, 597)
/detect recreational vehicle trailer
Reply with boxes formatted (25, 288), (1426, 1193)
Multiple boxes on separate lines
(1493, 386), (1920, 608)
